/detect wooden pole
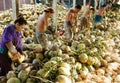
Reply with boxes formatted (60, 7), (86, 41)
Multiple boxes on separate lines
(94, 0), (98, 11)
(73, 0), (76, 8)
(52, 0), (57, 30)
(46, 0), (48, 4)
(3, 0), (6, 10)
(83, 0), (86, 6)
(12, 0), (19, 21)
(23, 0), (25, 4)
(99, 0), (101, 9)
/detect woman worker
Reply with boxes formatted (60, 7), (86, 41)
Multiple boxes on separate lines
(0, 14), (27, 76)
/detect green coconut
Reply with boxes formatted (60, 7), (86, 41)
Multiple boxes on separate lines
(26, 78), (36, 83)
(7, 71), (16, 79)
(58, 67), (71, 76)
(7, 77), (20, 83)
(37, 69), (50, 78)
(78, 53), (88, 63)
(18, 70), (28, 83)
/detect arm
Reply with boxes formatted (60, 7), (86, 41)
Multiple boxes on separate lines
(6, 42), (21, 59)
(6, 42), (17, 54)
(75, 13), (78, 26)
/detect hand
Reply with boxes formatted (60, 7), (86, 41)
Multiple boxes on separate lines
(14, 52), (22, 59)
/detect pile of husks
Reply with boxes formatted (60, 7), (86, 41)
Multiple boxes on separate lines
(0, 3), (120, 83)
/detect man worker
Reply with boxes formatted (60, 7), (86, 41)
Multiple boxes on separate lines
(64, 5), (81, 40)
(34, 8), (54, 50)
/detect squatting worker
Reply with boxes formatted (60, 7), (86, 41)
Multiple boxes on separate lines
(34, 8), (54, 50)
(0, 14), (27, 76)
(65, 5), (81, 40)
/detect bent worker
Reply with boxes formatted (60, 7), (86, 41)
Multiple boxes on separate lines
(65, 5), (81, 40)
(0, 14), (27, 76)
(94, 4), (107, 25)
(80, 7), (95, 30)
(34, 8), (54, 50)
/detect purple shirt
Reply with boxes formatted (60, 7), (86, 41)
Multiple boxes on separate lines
(0, 24), (22, 52)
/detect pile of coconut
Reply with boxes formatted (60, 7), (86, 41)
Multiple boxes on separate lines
(0, 3), (120, 83)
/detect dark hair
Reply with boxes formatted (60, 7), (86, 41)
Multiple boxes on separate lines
(75, 5), (81, 9)
(90, 6), (95, 11)
(44, 8), (54, 13)
(101, 4), (107, 8)
(14, 14), (27, 25)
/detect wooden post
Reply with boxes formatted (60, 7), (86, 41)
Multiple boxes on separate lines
(46, 0), (48, 4)
(94, 0), (98, 11)
(3, 0), (6, 10)
(73, 0), (76, 8)
(52, 0), (57, 30)
(12, 0), (19, 21)
(99, 0), (101, 9)
(23, 0), (25, 4)
(83, 0), (86, 6)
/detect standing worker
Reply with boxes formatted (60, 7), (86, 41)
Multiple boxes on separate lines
(0, 14), (27, 76)
(64, 5), (81, 41)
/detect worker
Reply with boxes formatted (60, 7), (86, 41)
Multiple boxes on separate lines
(0, 14), (27, 76)
(64, 5), (81, 40)
(80, 7), (95, 30)
(34, 8), (54, 50)
(94, 4), (107, 25)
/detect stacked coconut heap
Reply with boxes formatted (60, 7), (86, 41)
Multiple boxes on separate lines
(0, 3), (120, 83)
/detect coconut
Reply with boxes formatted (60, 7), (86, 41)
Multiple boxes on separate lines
(84, 39), (92, 46)
(73, 27), (79, 33)
(35, 53), (44, 60)
(17, 63), (31, 72)
(87, 65), (95, 72)
(67, 57), (76, 64)
(50, 57), (62, 61)
(77, 43), (86, 50)
(55, 75), (72, 83)
(57, 49), (62, 56)
(61, 45), (71, 53)
(32, 58), (40, 68)
(37, 69), (50, 78)
(0, 76), (7, 83)
(93, 57), (101, 68)
(26, 78), (36, 83)
(7, 77), (20, 83)
(18, 55), (26, 63)
(78, 53), (88, 63)
(7, 71), (16, 79)
(80, 66), (89, 79)
(87, 56), (95, 65)
(58, 67), (71, 76)
(71, 41), (79, 48)
(18, 70), (28, 83)
(60, 62), (71, 70)
(76, 62), (82, 71)
(96, 68), (105, 76)
(101, 59), (108, 67)
(33, 44), (43, 53)
(43, 60), (57, 69)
